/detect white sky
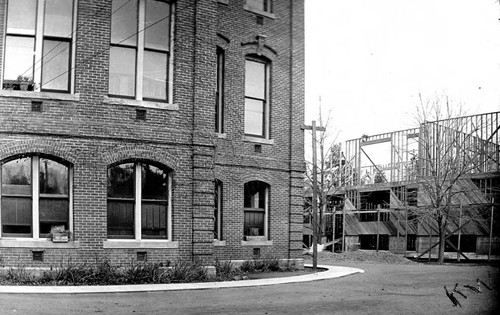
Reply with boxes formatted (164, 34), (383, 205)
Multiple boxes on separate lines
(305, 0), (500, 142)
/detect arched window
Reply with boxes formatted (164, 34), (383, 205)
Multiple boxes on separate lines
(107, 161), (172, 240)
(0, 155), (72, 238)
(244, 56), (270, 138)
(243, 181), (269, 238)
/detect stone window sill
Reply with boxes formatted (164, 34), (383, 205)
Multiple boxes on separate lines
(0, 239), (80, 248)
(213, 240), (226, 247)
(243, 5), (276, 19)
(217, 133), (227, 139)
(102, 95), (179, 111)
(241, 240), (273, 247)
(0, 90), (80, 101)
(103, 240), (179, 249)
(216, 0), (229, 4)
(243, 136), (274, 145)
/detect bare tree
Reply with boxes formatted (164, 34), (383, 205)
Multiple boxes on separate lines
(411, 94), (494, 263)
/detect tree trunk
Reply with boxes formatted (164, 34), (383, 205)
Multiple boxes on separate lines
(437, 216), (447, 264)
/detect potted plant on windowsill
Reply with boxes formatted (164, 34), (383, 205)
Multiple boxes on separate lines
(50, 225), (71, 243)
(16, 75), (33, 91)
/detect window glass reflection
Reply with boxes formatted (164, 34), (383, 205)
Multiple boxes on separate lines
(7, 0), (36, 34)
(109, 47), (136, 97)
(244, 98), (264, 136)
(39, 158), (68, 195)
(245, 60), (266, 99)
(42, 40), (70, 91)
(111, 0), (138, 46)
(145, 0), (170, 51)
(3, 37), (35, 82)
(1, 158), (32, 195)
(44, 0), (73, 37)
(143, 51), (167, 100)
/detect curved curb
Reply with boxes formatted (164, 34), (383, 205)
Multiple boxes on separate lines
(0, 265), (364, 294)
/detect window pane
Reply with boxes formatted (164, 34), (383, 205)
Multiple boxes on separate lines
(108, 163), (134, 198)
(145, 0), (170, 51)
(244, 181), (266, 209)
(141, 201), (167, 238)
(244, 98), (264, 136)
(109, 47), (136, 97)
(39, 197), (69, 234)
(214, 181), (222, 240)
(244, 211), (264, 236)
(44, 0), (73, 37)
(2, 158), (32, 195)
(39, 158), (68, 195)
(245, 60), (266, 99)
(3, 36), (35, 82)
(107, 200), (134, 237)
(42, 40), (70, 91)
(1, 197), (32, 236)
(111, 0), (137, 46)
(143, 51), (167, 100)
(7, 0), (37, 34)
(142, 164), (168, 200)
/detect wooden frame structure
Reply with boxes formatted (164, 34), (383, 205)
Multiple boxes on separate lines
(334, 111), (500, 260)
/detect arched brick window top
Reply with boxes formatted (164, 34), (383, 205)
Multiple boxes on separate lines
(243, 180), (270, 239)
(1, 154), (73, 239)
(107, 160), (173, 241)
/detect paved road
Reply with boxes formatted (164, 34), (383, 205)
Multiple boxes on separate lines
(1, 263), (498, 314)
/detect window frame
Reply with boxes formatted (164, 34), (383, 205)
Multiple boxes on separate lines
(244, 56), (271, 139)
(106, 161), (173, 241)
(0, 155), (73, 239)
(245, 0), (273, 14)
(215, 47), (225, 134)
(214, 179), (223, 241)
(108, 0), (174, 103)
(2, 0), (77, 93)
(243, 181), (269, 239)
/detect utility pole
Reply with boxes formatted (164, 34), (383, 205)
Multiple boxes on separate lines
(303, 121), (326, 271)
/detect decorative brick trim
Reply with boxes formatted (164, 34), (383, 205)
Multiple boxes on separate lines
(101, 145), (180, 170)
(0, 139), (78, 164)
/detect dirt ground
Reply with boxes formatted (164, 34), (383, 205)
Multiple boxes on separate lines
(0, 252), (498, 314)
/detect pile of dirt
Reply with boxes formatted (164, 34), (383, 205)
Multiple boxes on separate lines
(303, 250), (417, 265)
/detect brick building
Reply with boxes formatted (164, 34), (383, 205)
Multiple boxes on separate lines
(0, 0), (304, 267)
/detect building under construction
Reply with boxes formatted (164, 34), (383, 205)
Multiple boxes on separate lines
(327, 111), (500, 260)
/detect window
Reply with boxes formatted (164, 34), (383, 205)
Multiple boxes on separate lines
(215, 47), (225, 133)
(109, 0), (172, 101)
(0, 156), (72, 238)
(246, 0), (272, 13)
(214, 180), (223, 240)
(244, 58), (270, 138)
(107, 161), (172, 240)
(3, 0), (74, 92)
(243, 181), (269, 238)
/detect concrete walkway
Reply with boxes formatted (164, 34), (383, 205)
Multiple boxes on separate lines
(0, 264), (364, 294)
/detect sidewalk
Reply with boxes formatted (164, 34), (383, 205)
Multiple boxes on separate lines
(0, 264), (364, 294)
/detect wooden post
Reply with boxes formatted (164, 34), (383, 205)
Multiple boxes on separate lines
(376, 205), (380, 252)
(428, 225), (432, 261)
(397, 209), (400, 254)
(405, 207), (408, 256)
(489, 198), (494, 262)
(302, 121), (325, 271)
(457, 203), (462, 262)
(332, 206), (336, 250)
(342, 207), (346, 252)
